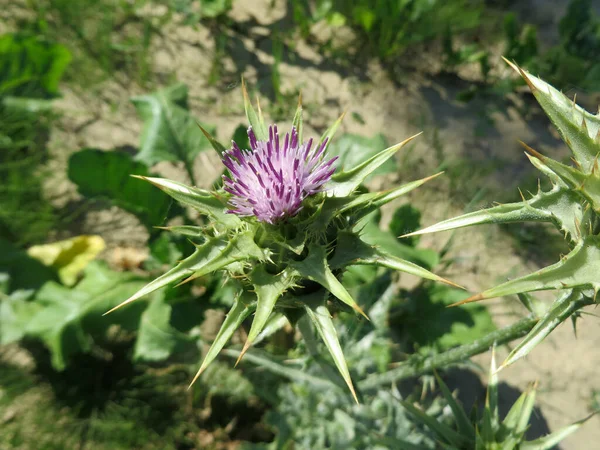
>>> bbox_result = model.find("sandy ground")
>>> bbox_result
[15,0,600,447]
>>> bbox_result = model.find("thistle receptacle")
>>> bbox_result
[106,83,457,401]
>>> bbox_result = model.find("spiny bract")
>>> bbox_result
[405,59,600,370]
[106,82,458,401]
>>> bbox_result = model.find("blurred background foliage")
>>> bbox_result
[1,0,599,448]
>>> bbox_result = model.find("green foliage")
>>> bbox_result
[400,283,495,353]
[0,33,71,98]
[506,0,600,92]
[68,149,181,233]
[409,62,600,368]
[237,276,438,449]
[406,352,595,449]
[300,0,482,62]
[0,33,70,246]
[131,83,215,184]
[2,261,150,370]
[107,87,455,399]
[327,132,397,178]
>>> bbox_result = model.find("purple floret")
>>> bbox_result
[221,125,338,224]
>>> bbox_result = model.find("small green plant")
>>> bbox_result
[405,348,594,449]
[295,0,482,63]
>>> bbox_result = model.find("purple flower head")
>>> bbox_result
[222,125,338,224]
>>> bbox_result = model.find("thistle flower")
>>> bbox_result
[222,125,337,223]
[106,83,457,402]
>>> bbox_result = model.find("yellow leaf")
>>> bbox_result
[27,235,106,286]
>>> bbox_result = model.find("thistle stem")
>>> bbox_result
[358,295,594,391]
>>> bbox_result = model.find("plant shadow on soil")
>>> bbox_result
[0,340,273,449]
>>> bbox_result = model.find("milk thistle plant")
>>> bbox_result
[405,59,600,370]
[106,82,458,401]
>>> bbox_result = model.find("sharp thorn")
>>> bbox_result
[447,292,487,307]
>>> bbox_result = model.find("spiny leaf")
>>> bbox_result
[303,297,358,403]
[189,293,255,387]
[198,123,227,156]
[222,347,337,389]
[104,231,263,314]
[318,111,345,155]
[451,236,600,306]
[290,243,368,319]
[520,144,600,213]
[237,266,295,364]
[154,225,205,238]
[329,231,463,288]
[500,383,536,436]
[520,412,597,450]
[400,399,469,448]
[500,289,584,370]
[403,186,583,243]
[310,172,442,231]
[433,371,475,437]
[242,78,268,141]
[328,133,422,197]
[486,345,499,428]
[134,176,240,229]
[505,58,600,173]
[292,93,303,143]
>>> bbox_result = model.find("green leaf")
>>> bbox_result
[506,59,600,173]
[318,112,345,156]
[400,399,469,447]
[241,79,268,141]
[303,296,358,402]
[222,348,336,389]
[0,33,71,98]
[520,413,597,450]
[389,204,422,247]
[137,176,240,229]
[330,231,460,288]
[190,293,255,386]
[359,212,440,269]
[500,386,536,439]
[0,289,40,344]
[433,372,475,437]
[327,133,397,178]
[311,172,442,231]
[521,145,600,213]
[329,133,421,197]
[133,292,191,362]
[131,83,214,168]
[155,225,205,238]
[405,186,583,244]
[459,237,600,303]
[105,231,264,314]
[24,262,148,370]
[199,123,227,156]
[238,266,296,360]
[290,243,368,319]
[292,95,303,143]
[400,283,495,352]
[26,235,106,286]
[68,150,180,231]
[500,289,584,370]
[0,239,58,292]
